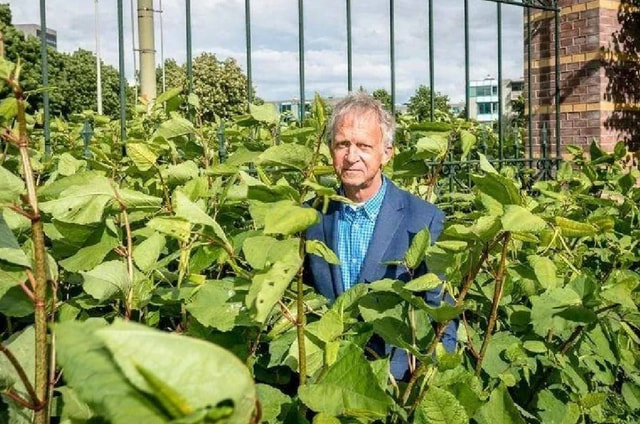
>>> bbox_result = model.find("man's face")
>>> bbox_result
[330,111,392,201]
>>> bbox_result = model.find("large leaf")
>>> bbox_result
[132,232,166,272]
[472,172,522,206]
[0,214,30,267]
[126,143,158,171]
[39,177,113,224]
[153,116,194,139]
[96,320,256,423]
[554,216,597,237]
[501,205,547,233]
[298,342,393,419]
[81,260,131,302]
[415,134,449,160]
[147,216,192,242]
[305,239,340,265]
[404,227,431,270]
[473,385,525,424]
[173,191,229,246]
[187,279,250,331]
[0,326,35,424]
[256,143,314,170]
[246,240,302,323]
[414,386,468,424]
[263,201,320,236]
[59,224,120,272]
[55,319,174,424]
[249,103,278,124]
[0,165,25,204]
[527,255,559,289]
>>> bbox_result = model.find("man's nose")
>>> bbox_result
[345,145,360,162]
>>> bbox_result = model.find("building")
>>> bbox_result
[468,77,523,123]
[14,24,57,49]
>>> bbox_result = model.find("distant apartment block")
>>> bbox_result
[15,24,57,49]
[468,77,523,123]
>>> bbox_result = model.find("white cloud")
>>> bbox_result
[7,0,524,104]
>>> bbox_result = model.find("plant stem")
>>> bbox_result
[11,73,48,422]
[296,266,307,386]
[475,232,511,376]
[0,343,40,407]
[112,183,134,319]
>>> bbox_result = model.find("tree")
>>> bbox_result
[158,53,252,121]
[372,88,392,111]
[406,85,451,121]
[56,49,124,118]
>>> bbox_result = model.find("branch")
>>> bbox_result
[475,232,511,376]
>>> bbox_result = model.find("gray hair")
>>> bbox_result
[326,91,395,148]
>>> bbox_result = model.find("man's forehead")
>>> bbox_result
[335,109,380,128]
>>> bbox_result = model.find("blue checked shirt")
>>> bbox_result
[337,178,388,290]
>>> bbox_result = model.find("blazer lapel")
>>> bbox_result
[323,201,344,299]
[359,182,406,282]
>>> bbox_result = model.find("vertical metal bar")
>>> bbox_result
[554,3,561,159]
[95,0,103,115]
[130,0,138,100]
[464,0,470,120]
[390,0,395,115]
[497,3,503,164]
[527,6,533,162]
[428,0,434,121]
[186,0,193,97]
[298,0,305,122]
[39,0,50,155]
[245,0,253,104]
[346,0,352,92]
[159,0,166,92]
[117,0,127,146]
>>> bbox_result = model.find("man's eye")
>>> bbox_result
[358,144,372,151]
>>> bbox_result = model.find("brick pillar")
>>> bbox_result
[525,0,639,156]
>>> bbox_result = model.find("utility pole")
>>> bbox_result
[137,0,156,104]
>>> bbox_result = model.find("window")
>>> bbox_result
[478,103,492,114]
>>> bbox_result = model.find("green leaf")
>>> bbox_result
[622,382,640,411]
[249,103,278,124]
[523,340,547,353]
[414,386,468,424]
[153,116,194,139]
[263,201,320,236]
[0,214,30,267]
[127,143,158,171]
[256,143,314,170]
[58,152,86,176]
[473,385,525,424]
[0,326,35,424]
[501,205,547,233]
[554,217,597,237]
[256,384,293,424]
[246,250,302,323]
[117,188,162,210]
[173,191,229,246]
[39,177,113,224]
[404,228,431,269]
[0,165,25,203]
[98,320,256,423]
[530,288,582,337]
[81,260,131,302]
[55,319,179,424]
[59,224,120,272]
[298,342,392,419]
[147,216,192,242]
[133,232,166,272]
[306,239,340,265]
[527,255,559,289]
[186,279,249,332]
[460,130,476,160]
[416,134,449,160]
[0,97,18,122]
[404,273,442,292]
[472,172,522,206]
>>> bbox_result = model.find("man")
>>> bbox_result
[305,92,457,380]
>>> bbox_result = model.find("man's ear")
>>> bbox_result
[382,145,394,165]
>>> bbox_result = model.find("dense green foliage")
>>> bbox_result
[1,56,639,424]
[0,4,129,119]
[406,85,451,121]
[157,53,254,121]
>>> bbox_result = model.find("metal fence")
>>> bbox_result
[34,0,563,188]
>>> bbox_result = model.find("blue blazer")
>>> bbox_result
[305,180,458,379]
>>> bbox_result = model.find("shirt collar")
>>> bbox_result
[340,177,387,220]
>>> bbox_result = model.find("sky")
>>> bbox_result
[6,0,525,104]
